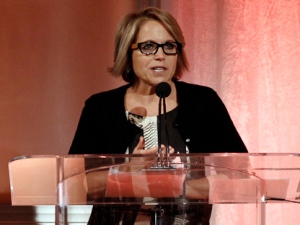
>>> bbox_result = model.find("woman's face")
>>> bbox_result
[132,20,178,91]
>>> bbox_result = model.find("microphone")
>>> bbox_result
[155,82,171,98]
[155,82,171,167]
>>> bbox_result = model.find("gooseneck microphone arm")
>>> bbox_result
[155,82,171,167]
[157,96,163,157]
[163,95,170,158]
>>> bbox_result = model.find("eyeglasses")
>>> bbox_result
[131,41,182,55]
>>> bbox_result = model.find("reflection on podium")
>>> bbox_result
[9,153,300,224]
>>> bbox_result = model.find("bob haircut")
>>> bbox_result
[109,7,189,83]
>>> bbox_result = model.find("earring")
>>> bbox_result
[126,68,131,74]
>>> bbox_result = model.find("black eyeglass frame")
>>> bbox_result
[131,41,182,55]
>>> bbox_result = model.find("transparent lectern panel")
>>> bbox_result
[9,154,264,206]
[248,153,300,202]
[56,154,264,225]
[9,153,300,225]
[9,155,60,205]
[60,154,263,206]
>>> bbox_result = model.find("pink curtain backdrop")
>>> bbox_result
[170,0,300,154]
[165,0,300,224]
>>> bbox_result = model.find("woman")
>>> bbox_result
[69,7,247,225]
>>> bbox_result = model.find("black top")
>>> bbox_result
[69,81,247,154]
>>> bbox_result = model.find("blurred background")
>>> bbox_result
[1,0,300,224]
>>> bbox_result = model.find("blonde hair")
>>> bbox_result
[109,7,189,83]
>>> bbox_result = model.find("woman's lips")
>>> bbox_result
[151,66,166,72]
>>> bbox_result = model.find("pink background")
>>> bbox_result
[1,0,300,224]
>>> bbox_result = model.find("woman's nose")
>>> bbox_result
[154,47,165,60]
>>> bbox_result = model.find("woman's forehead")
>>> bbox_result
[136,20,174,42]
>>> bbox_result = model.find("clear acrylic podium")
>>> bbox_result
[9,153,300,224]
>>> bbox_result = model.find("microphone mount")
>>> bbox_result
[153,82,173,169]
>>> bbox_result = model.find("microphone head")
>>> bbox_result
[155,82,171,98]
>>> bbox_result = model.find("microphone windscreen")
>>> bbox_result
[155,82,171,98]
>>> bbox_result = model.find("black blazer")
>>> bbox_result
[69,81,247,154]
